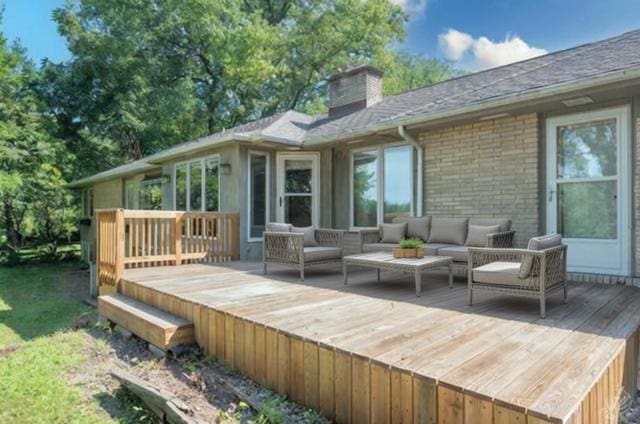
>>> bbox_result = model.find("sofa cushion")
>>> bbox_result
[304,246,342,262]
[438,246,469,262]
[423,243,458,256]
[468,218,512,232]
[362,243,399,253]
[428,217,468,245]
[291,225,318,247]
[473,261,522,286]
[465,224,501,247]
[393,216,431,242]
[519,234,562,279]
[267,222,291,232]
[381,223,407,243]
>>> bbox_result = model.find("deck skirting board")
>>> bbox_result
[119,277,640,424]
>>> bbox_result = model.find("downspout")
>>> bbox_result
[398,126,424,217]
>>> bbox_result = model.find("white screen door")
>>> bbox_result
[276,153,320,227]
[546,106,630,275]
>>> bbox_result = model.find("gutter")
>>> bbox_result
[398,126,423,216]
[305,66,640,146]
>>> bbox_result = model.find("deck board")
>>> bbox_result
[120,263,640,423]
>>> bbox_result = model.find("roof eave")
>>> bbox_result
[304,66,640,146]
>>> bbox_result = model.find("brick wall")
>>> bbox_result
[419,113,540,247]
[93,179,123,209]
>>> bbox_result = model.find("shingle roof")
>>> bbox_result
[304,29,640,141]
[70,29,640,187]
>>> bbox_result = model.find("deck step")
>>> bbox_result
[98,294,194,351]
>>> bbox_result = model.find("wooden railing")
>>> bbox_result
[96,209,239,295]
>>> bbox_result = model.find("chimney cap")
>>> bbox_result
[327,63,384,82]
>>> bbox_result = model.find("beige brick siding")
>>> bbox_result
[419,113,540,247]
[93,179,123,209]
[635,117,640,276]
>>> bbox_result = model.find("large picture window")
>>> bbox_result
[351,144,414,227]
[248,152,269,240]
[174,155,220,211]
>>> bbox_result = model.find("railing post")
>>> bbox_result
[115,209,125,292]
[231,213,239,260]
[174,213,182,265]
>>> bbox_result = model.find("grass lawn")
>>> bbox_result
[0,262,117,423]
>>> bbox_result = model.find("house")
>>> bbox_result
[70,29,640,283]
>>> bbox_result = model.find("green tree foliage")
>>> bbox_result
[378,50,466,95]
[0,32,77,261]
[45,0,407,164]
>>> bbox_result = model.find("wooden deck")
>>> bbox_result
[118,262,640,424]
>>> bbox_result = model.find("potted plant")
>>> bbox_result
[394,238,425,259]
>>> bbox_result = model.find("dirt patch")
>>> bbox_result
[0,344,22,358]
[67,320,329,423]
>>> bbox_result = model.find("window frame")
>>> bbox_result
[247,150,270,242]
[349,143,416,229]
[173,154,221,212]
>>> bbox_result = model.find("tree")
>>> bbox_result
[0,29,76,261]
[379,51,466,95]
[46,0,407,166]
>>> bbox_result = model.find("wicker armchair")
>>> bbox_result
[263,229,345,281]
[467,245,567,318]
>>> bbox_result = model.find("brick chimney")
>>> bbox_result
[328,64,383,118]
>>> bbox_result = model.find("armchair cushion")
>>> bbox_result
[362,243,399,253]
[438,246,469,262]
[465,224,501,247]
[267,222,291,232]
[473,261,522,286]
[303,246,342,262]
[519,234,562,278]
[428,217,468,245]
[381,223,407,243]
[393,216,431,241]
[292,225,318,247]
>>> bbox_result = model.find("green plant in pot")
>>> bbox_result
[394,238,425,259]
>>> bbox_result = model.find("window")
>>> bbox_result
[383,145,412,223]
[139,179,163,210]
[174,155,220,211]
[248,152,269,240]
[352,150,378,227]
[125,180,137,209]
[205,157,219,211]
[351,144,415,227]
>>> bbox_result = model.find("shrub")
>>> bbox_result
[399,238,424,249]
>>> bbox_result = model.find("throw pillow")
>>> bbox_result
[381,222,407,243]
[291,226,318,247]
[465,224,501,247]
[267,223,291,233]
[518,234,562,279]
[428,217,468,245]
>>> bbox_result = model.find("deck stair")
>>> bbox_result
[98,293,194,351]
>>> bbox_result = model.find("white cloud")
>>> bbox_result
[438,29,547,70]
[391,0,428,15]
[438,29,474,61]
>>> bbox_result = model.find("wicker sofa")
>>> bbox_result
[359,216,515,268]
[467,234,567,318]
[263,223,345,281]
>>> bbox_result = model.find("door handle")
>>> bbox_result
[279,196,282,207]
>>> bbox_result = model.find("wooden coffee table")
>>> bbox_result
[343,252,453,297]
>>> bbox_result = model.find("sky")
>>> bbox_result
[2,0,640,70]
